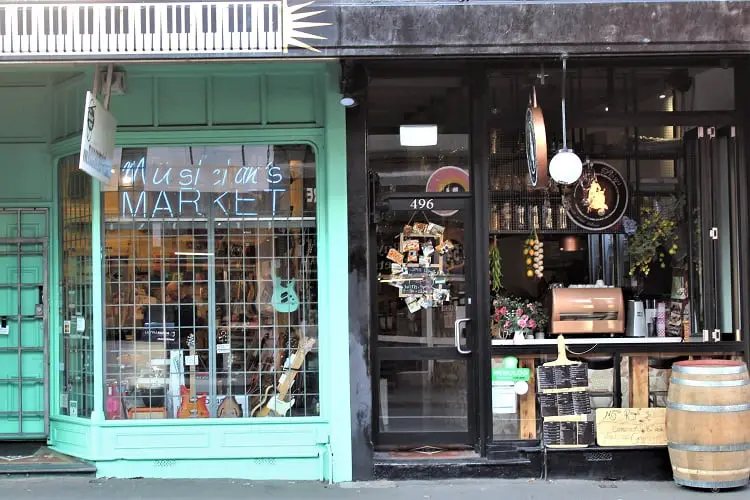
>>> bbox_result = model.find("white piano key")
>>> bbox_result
[128,4,138,53]
[249,3,260,51]
[19,7,29,53]
[117,6,127,52]
[100,5,110,53]
[158,3,168,52]
[81,6,91,54]
[143,7,153,53]
[255,3,265,51]
[214,4,225,52]
[240,4,250,51]
[169,5,178,52]
[265,4,274,52]
[2,8,12,54]
[178,4,188,52]
[66,5,75,53]
[191,4,202,52]
[230,4,239,51]
[90,5,102,53]
[29,5,41,54]
[54,6,65,52]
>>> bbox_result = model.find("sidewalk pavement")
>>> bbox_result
[0,477,747,500]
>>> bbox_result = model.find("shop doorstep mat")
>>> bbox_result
[0,443,80,465]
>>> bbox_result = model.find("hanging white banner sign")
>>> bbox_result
[79,91,117,183]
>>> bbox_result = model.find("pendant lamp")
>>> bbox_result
[549,55,582,185]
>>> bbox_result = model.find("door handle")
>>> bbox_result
[454,318,471,355]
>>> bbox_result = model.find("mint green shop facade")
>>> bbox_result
[0,61,352,481]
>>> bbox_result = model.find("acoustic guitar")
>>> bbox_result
[216,329,243,417]
[177,333,210,418]
[251,337,316,417]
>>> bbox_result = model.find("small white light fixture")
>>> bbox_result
[340,96,357,107]
[399,125,438,147]
[549,150,583,185]
[549,55,582,185]
[659,93,667,100]
[604,106,609,112]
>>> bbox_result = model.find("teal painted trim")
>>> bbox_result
[320,63,352,483]
[91,178,104,422]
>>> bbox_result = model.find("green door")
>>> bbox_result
[0,208,48,439]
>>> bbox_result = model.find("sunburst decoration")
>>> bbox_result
[282,0,331,53]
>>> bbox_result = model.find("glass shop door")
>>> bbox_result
[373,193,477,448]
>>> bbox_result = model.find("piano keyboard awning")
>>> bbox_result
[0,0,331,59]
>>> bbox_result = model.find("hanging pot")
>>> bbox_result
[525,86,548,188]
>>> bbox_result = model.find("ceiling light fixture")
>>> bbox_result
[659,93,667,100]
[340,96,358,108]
[400,125,438,147]
[549,55,583,185]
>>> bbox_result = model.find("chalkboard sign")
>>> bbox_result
[543,421,595,447]
[537,364,589,391]
[401,278,432,295]
[540,392,591,417]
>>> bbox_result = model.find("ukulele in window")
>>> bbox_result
[216,329,243,418]
[251,337,316,417]
[177,333,210,419]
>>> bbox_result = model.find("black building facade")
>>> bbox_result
[339,0,750,481]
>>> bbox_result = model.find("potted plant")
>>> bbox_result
[492,295,548,341]
[624,196,684,283]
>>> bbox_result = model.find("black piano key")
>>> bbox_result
[236,5,244,33]
[269,4,278,33]
[0,8,5,37]
[61,7,68,36]
[43,8,50,36]
[166,6,173,34]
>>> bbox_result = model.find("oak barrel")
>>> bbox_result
[666,359,750,489]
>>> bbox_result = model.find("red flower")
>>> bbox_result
[499,306,508,315]
[515,308,523,317]
[528,319,537,329]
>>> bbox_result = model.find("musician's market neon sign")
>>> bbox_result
[119,157,288,218]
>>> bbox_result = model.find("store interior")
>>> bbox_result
[362,59,743,450]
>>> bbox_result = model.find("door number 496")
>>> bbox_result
[409,198,434,210]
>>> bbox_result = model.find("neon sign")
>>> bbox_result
[118,157,289,218]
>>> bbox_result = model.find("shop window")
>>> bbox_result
[59,155,95,418]
[101,144,319,420]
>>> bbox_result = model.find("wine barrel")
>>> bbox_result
[666,359,750,490]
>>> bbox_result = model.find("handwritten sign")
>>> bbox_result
[595,408,666,447]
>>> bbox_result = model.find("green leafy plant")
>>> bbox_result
[625,196,684,278]
[489,245,503,293]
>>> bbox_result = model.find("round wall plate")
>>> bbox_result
[565,161,629,231]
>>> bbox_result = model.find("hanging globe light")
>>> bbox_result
[549,149,582,185]
[549,55,582,185]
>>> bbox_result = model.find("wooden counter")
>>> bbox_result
[492,338,745,439]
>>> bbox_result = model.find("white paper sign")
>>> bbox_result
[76,316,85,333]
[185,355,198,366]
[0,325,8,335]
[217,343,231,354]
[79,91,116,183]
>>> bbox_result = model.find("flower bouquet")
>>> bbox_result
[491,295,548,339]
